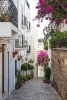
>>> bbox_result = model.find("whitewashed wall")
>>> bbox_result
[13,0,18,8]
[18,0,30,67]
[28,26,38,78]
[38,42,44,52]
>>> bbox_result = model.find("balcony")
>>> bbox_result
[0,0,18,28]
[8,0,18,28]
[27,21,31,32]
[21,15,27,29]
[27,45,31,53]
[0,22,18,38]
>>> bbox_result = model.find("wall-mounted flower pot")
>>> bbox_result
[18,55,22,61]
[12,51,16,58]
[3,16,10,22]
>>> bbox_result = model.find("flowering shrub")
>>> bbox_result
[35,0,67,25]
[49,31,67,48]
[38,50,50,66]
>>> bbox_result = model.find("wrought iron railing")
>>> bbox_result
[0,0,18,28]
[8,0,18,27]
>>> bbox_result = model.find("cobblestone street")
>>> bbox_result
[6,78,62,100]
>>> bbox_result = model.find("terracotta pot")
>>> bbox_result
[3,16,10,22]
[43,79,50,83]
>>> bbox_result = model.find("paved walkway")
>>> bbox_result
[6,78,62,100]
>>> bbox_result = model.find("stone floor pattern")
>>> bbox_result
[6,78,62,100]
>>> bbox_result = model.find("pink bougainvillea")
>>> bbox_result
[35,0,67,26]
[38,50,50,66]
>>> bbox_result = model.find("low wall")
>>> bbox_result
[52,48,67,100]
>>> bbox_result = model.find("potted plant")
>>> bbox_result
[18,55,22,61]
[12,51,16,58]
[15,70,23,89]
[43,66,51,83]
[21,63,28,75]
[1,11,11,22]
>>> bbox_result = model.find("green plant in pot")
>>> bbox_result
[1,11,11,22]
[43,67,51,83]
[21,63,28,75]
[15,70,23,89]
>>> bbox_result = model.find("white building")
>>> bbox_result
[28,26,38,78]
[0,0,19,99]
[15,0,31,69]
[38,38,44,52]
[0,0,38,99]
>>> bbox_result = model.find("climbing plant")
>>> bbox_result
[35,0,67,26]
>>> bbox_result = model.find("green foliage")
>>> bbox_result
[44,41,48,50]
[21,76,26,82]
[21,63,28,71]
[16,70,23,88]
[26,74,32,79]
[24,74,32,81]
[28,64,34,70]
[44,67,51,80]
[49,31,67,49]
[31,70,34,78]
[22,63,34,70]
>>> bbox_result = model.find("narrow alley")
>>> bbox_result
[6,78,62,100]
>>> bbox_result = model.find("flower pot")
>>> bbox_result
[12,53,16,57]
[43,79,50,83]
[3,16,10,22]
